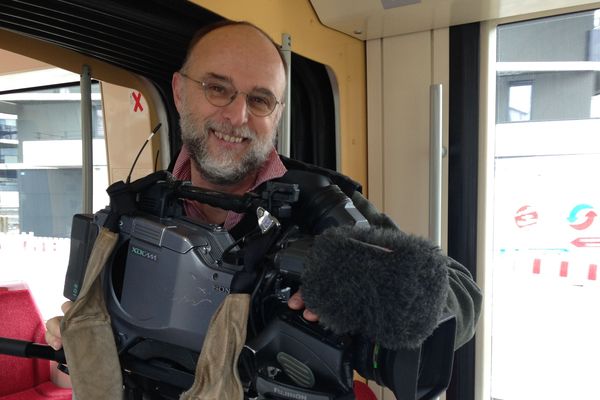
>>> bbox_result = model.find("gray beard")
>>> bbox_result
[179,112,274,186]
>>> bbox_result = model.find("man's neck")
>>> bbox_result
[190,163,257,195]
[189,163,257,225]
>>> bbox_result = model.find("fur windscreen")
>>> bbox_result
[301,225,449,350]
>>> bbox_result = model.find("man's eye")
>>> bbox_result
[248,94,272,108]
[205,83,229,96]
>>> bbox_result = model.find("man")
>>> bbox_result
[170,20,289,228]
[47,18,480,371]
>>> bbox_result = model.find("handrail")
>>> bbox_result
[429,84,443,247]
[81,64,93,214]
[278,33,292,157]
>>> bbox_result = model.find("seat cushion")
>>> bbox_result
[0,382,72,400]
[0,287,72,399]
[354,380,378,400]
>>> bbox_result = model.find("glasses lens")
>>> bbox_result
[203,81,234,107]
[246,92,277,116]
[201,80,277,116]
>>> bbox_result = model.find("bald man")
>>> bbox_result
[171,21,288,225]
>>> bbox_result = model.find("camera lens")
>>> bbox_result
[278,170,367,234]
[351,336,389,387]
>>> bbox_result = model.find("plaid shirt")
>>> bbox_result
[172,145,287,230]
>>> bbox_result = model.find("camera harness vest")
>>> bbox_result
[60,157,363,400]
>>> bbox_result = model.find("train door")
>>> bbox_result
[481,7,600,400]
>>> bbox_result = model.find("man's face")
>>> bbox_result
[173,25,286,186]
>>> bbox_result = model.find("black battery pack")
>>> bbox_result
[63,214,98,300]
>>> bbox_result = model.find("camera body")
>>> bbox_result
[63,170,455,400]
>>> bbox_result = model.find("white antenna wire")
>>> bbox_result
[126,123,162,183]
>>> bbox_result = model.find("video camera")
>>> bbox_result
[10,169,456,400]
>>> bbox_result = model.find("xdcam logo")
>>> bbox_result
[130,245,158,262]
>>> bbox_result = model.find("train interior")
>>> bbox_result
[1,0,599,399]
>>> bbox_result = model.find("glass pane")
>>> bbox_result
[497,11,597,62]
[508,83,532,121]
[0,68,108,319]
[491,10,600,400]
[497,71,599,123]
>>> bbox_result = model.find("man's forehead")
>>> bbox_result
[186,25,285,94]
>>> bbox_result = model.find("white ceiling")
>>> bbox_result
[309,0,600,40]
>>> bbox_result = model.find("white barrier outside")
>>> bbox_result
[0,232,71,320]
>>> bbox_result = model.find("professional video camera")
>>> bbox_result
[1,169,456,400]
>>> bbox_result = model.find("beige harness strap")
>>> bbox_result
[180,293,250,400]
[60,226,250,399]
[60,227,123,399]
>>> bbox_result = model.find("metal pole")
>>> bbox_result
[81,65,93,214]
[429,84,443,247]
[278,33,292,157]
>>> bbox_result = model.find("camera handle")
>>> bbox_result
[174,181,299,218]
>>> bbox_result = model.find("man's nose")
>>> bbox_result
[221,93,249,126]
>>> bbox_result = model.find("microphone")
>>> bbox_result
[300,225,449,350]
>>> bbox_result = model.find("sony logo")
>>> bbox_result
[130,246,158,262]
[273,386,307,400]
[213,284,231,294]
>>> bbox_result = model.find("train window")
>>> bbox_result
[0,61,108,318]
[0,49,154,320]
[490,9,600,400]
[0,81,108,227]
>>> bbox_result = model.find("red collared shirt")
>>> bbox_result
[172,145,287,230]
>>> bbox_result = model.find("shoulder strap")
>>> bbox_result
[167,147,180,173]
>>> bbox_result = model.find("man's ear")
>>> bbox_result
[172,72,184,113]
[273,101,285,126]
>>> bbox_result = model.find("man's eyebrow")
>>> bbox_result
[202,72,232,83]
[251,87,277,97]
[203,72,277,96]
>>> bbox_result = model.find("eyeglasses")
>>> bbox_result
[179,72,282,117]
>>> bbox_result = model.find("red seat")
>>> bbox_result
[0,283,72,400]
[353,380,378,400]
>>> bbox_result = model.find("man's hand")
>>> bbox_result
[45,301,72,351]
[287,289,319,322]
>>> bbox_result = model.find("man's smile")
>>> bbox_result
[210,128,247,144]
